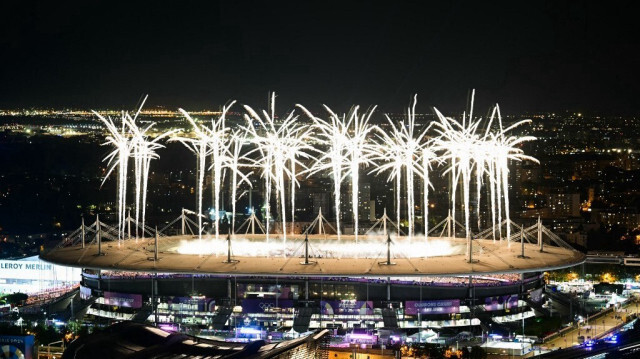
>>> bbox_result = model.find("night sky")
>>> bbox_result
[0,0,638,114]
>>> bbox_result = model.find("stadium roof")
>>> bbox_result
[41,235,585,277]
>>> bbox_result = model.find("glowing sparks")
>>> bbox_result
[432,90,538,258]
[171,110,214,240]
[298,104,349,241]
[301,104,378,242]
[228,130,254,235]
[129,112,175,239]
[96,96,174,242]
[371,95,431,242]
[343,106,378,241]
[96,110,131,242]
[243,93,314,247]
[173,101,253,242]
[94,91,537,262]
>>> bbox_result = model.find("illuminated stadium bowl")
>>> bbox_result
[40,217,585,277]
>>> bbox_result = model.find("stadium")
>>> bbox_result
[40,211,583,346]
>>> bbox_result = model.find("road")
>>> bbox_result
[538,322,640,359]
[543,299,639,350]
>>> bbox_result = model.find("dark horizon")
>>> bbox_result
[1,0,638,115]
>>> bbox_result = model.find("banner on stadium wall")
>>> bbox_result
[241,299,294,313]
[320,300,374,315]
[484,295,519,310]
[79,285,92,300]
[103,291,142,308]
[404,300,460,315]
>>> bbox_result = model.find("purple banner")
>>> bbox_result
[241,299,294,313]
[405,300,460,315]
[321,300,374,315]
[103,291,142,309]
[484,295,519,311]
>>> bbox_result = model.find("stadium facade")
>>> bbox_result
[40,214,581,342]
[78,269,545,340]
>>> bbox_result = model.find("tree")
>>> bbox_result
[1,293,27,305]
[469,346,487,359]
[31,324,61,345]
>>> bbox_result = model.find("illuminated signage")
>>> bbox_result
[103,291,143,308]
[405,300,460,314]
